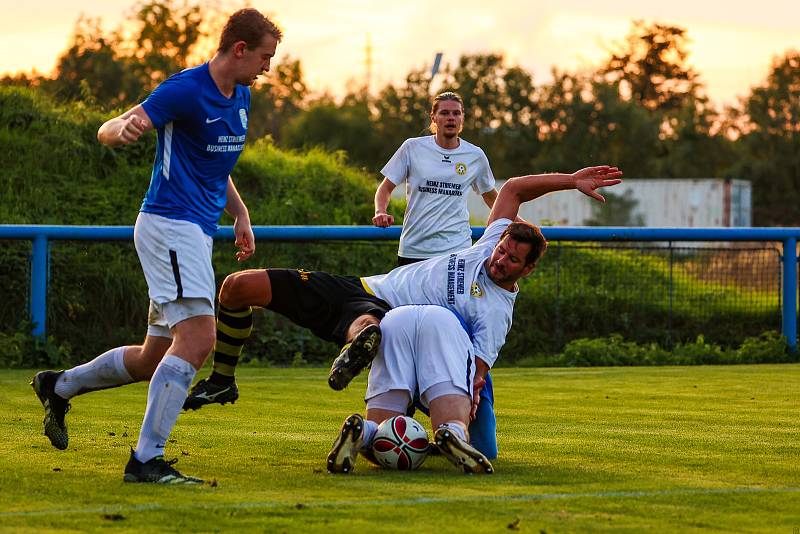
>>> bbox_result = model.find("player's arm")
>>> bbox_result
[373,178,397,227]
[226,177,255,262]
[488,166,623,224]
[482,188,531,223]
[470,357,491,420]
[481,188,498,208]
[97,105,154,147]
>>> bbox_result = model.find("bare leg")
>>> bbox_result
[218,269,272,309]
[365,407,403,424]
[430,394,493,474]
[183,270,268,409]
[123,336,174,381]
[429,394,471,435]
[346,314,381,343]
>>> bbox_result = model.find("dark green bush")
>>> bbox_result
[0,86,403,367]
[728,331,793,364]
[0,322,73,369]
[508,332,792,368]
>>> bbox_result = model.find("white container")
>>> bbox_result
[460,178,752,227]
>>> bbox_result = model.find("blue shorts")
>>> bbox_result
[468,372,497,460]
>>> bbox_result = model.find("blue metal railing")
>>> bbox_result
[0,224,798,351]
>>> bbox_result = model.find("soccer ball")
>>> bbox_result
[371,416,430,470]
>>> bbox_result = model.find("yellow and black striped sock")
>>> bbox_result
[209,306,253,385]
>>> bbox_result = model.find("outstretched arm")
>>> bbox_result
[487,166,623,224]
[481,189,498,208]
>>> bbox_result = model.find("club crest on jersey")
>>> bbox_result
[470,282,484,297]
[239,108,248,129]
[455,162,467,176]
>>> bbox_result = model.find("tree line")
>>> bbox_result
[3,0,798,225]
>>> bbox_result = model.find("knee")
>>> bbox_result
[346,316,379,343]
[174,328,216,367]
[218,270,268,309]
[219,272,247,308]
[349,314,381,336]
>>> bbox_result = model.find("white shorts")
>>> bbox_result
[145,298,215,339]
[365,305,475,408]
[134,212,215,337]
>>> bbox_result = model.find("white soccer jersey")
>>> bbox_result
[361,218,516,367]
[381,135,495,259]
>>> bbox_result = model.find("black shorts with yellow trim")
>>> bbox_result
[265,268,391,346]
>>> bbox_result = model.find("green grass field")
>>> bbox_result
[1,365,799,532]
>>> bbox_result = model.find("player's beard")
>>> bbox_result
[487,261,507,284]
[441,126,459,140]
[488,259,527,287]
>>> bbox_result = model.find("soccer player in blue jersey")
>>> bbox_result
[30,8,282,484]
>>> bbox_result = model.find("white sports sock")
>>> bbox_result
[439,422,468,442]
[361,419,378,448]
[55,346,133,399]
[134,355,196,463]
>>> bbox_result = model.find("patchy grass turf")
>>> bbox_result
[1,365,799,532]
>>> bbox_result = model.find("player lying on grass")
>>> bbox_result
[183,166,623,452]
[327,304,494,474]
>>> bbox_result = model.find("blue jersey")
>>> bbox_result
[140,63,251,236]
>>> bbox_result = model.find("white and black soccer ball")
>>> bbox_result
[371,416,430,470]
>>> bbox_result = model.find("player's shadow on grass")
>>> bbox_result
[483,458,635,487]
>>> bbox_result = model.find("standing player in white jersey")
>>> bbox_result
[371,92,501,458]
[372,91,498,266]
[30,9,282,484]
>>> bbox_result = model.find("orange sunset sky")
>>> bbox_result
[1,0,799,106]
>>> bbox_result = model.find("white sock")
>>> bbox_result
[55,346,133,399]
[361,419,378,448]
[134,355,196,463]
[439,422,467,442]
